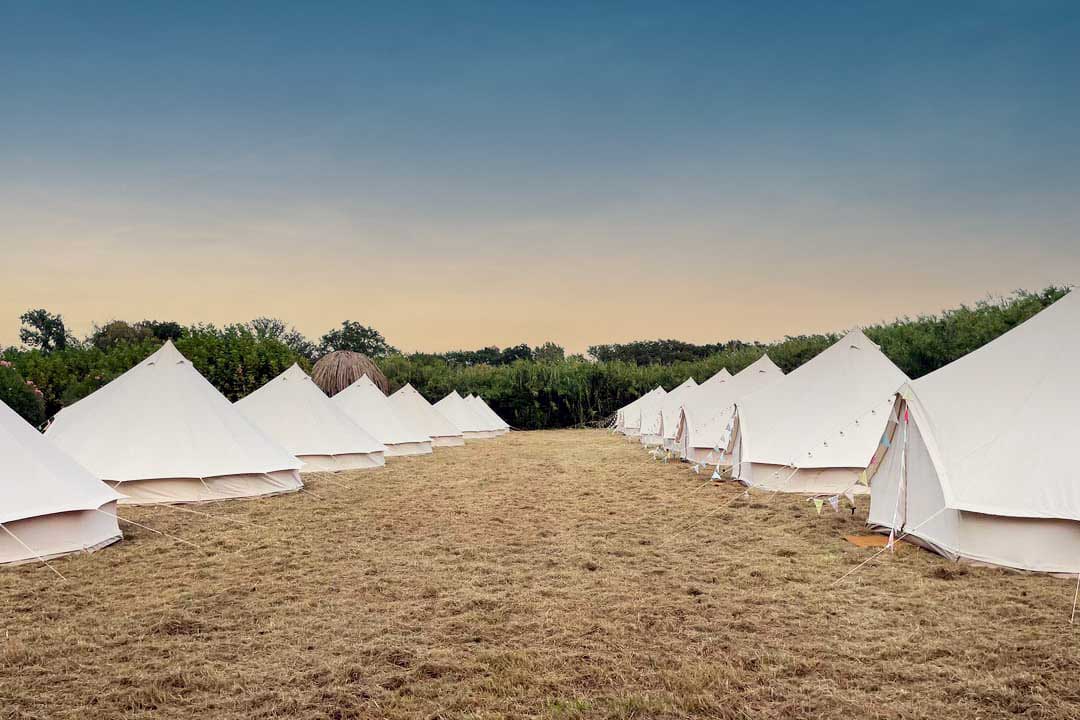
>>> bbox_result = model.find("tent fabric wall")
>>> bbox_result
[435,392,498,439]
[292,453,385,472]
[390,384,466,447]
[465,395,509,435]
[619,387,666,438]
[869,398,1080,573]
[468,395,510,432]
[103,469,303,505]
[1,400,122,564]
[333,375,433,456]
[638,382,687,447]
[461,395,503,434]
[729,331,907,495]
[647,377,698,451]
[236,364,386,473]
[45,341,303,504]
[868,290,1080,572]
[677,357,782,463]
[0,501,122,565]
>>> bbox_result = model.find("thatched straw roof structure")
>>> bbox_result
[311,351,389,397]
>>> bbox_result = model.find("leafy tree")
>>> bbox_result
[0,361,46,426]
[177,323,301,401]
[19,309,73,354]
[318,321,396,357]
[88,320,154,351]
[587,339,750,365]
[139,320,184,342]
[443,346,502,366]
[248,317,316,361]
[499,344,533,364]
[533,341,565,363]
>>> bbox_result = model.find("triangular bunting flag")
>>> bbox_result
[813,498,824,515]
[857,469,868,486]
[711,469,722,481]
[828,495,840,512]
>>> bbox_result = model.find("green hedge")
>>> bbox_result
[1,325,302,421]
[0,287,1068,430]
[380,288,1068,429]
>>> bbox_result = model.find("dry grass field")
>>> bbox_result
[2,429,1079,719]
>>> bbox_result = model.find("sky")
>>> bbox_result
[2,1,1078,354]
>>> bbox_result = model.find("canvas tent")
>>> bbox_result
[728,331,907,495]
[465,395,509,435]
[618,387,666,438]
[435,391,497,439]
[0,400,122,564]
[461,396,503,435]
[641,378,698,447]
[868,290,1080,573]
[658,368,731,451]
[656,375,717,446]
[677,357,783,463]
[45,341,303,504]
[660,370,729,452]
[390,384,465,447]
[333,375,433,456]
[236,364,387,472]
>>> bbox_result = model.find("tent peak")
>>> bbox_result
[840,329,878,350]
[145,339,186,365]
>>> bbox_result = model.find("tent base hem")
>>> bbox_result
[384,441,434,457]
[0,501,122,565]
[297,452,385,473]
[109,469,303,505]
[735,462,870,496]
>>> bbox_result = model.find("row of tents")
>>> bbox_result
[615,289,1079,575]
[0,341,510,565]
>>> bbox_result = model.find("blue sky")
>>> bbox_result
[2,1,1078,351]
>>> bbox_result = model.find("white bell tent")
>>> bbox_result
[641,378,697,447]
[619,387,666,438]
[868,290,1080,573]
[236,364,387,472]
[728,331,907,495]
[0,400,122,565]
[677,356,783,464]
[660,371,729,451]
[464,394,509,435]
[434,391,497,439]
[389,384,465,447]
[45,341,303,505]
[333,375,433,456]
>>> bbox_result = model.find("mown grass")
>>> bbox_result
[2,430,1079,719]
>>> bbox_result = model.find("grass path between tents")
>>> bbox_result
[2,429,1079,719]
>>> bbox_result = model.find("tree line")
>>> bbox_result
[0,286,1069,430]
